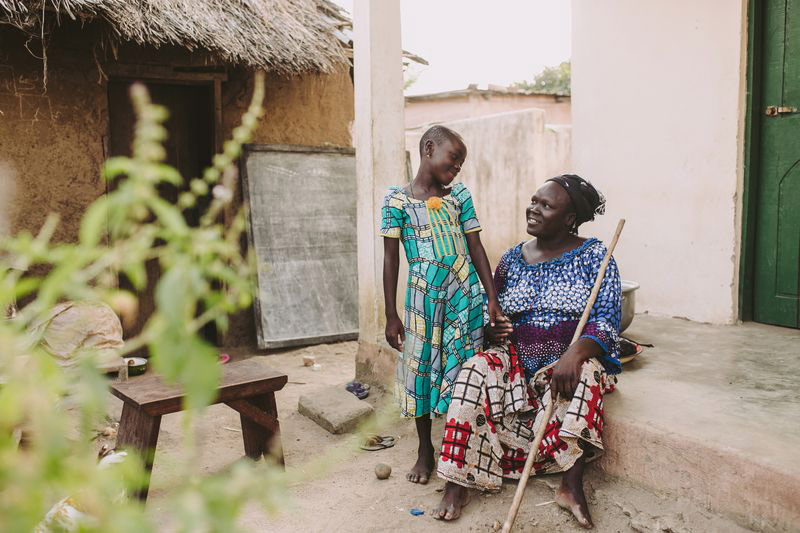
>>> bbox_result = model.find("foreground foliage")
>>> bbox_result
[0,72,300,532]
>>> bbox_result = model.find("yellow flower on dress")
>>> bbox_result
[426,196,443,210]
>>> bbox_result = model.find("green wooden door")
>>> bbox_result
[753,0,800,328]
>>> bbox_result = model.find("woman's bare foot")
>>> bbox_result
[432,481,471,520]
[555,457,593,529]
[406,442,434,484]
[555,485,593,528]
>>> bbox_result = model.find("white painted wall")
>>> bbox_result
[571,0,747,324]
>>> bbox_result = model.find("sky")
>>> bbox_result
[332,0,571,96]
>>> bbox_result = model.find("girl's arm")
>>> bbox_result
[485,248,513,344]
[465,232,502,326]
[382,237,404,350]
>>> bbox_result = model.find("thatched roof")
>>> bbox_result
[0,0,351,74]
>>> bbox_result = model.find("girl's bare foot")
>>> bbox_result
[406,442,434,484]
[408,417,434,484]
[432,481,471,520]
[555,456,594,529]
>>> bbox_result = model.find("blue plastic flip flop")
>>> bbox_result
[345,381,370,399]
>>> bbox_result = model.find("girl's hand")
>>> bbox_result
[385,316,405,351]
[488,298,504,327]
[550,350,587,400]
[486,312,513,345]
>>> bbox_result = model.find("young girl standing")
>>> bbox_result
[381,125,502,484]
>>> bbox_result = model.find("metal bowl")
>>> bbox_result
[123,357,148,377]
[620,280,640,333]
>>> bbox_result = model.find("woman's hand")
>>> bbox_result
[550,338,599,400]
[550,350,585,400]
[485,312,513,345]
[385,315,405,351]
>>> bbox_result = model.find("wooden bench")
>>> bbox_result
[111,357,287,501]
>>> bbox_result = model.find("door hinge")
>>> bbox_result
[765,105,798,116]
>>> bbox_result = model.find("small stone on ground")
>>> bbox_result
[375,463,391,479]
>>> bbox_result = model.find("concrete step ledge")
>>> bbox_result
[601,412,799,532]
[357,316,800,531]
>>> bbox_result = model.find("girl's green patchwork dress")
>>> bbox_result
[381,182,485,418]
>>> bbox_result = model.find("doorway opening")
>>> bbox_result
[107,80,218,348]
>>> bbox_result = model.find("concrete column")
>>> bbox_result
[352,0,405,385]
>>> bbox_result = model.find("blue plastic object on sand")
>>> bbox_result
[410,508,424,516]
[345,381,370,400]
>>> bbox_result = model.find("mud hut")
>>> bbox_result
[0,0,356,345]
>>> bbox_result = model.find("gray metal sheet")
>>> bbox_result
[241,144,358,349]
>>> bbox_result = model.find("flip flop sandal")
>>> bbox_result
[346,381,371,392]
[345,382,370,399]
[359,435,396,451]
[219,353,231,364]
[346,385,369,399]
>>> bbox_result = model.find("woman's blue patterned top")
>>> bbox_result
[495,238,622,378]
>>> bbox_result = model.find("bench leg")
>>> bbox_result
[115,403,161,502]
[236,393,284,466]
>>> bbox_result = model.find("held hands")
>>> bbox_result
[385,315,405,351]
[487,298,503,328]
[485,303,512,345]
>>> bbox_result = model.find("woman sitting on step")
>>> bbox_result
[432,175,622,529]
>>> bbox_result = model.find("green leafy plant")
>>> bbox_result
[0,72,305,532]
[512,60,571,96]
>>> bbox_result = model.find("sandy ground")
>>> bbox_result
[95,341,752,532]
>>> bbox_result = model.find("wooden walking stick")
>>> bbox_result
[501,219,625,533]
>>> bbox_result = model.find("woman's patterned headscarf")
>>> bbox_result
[546,174,606,233]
